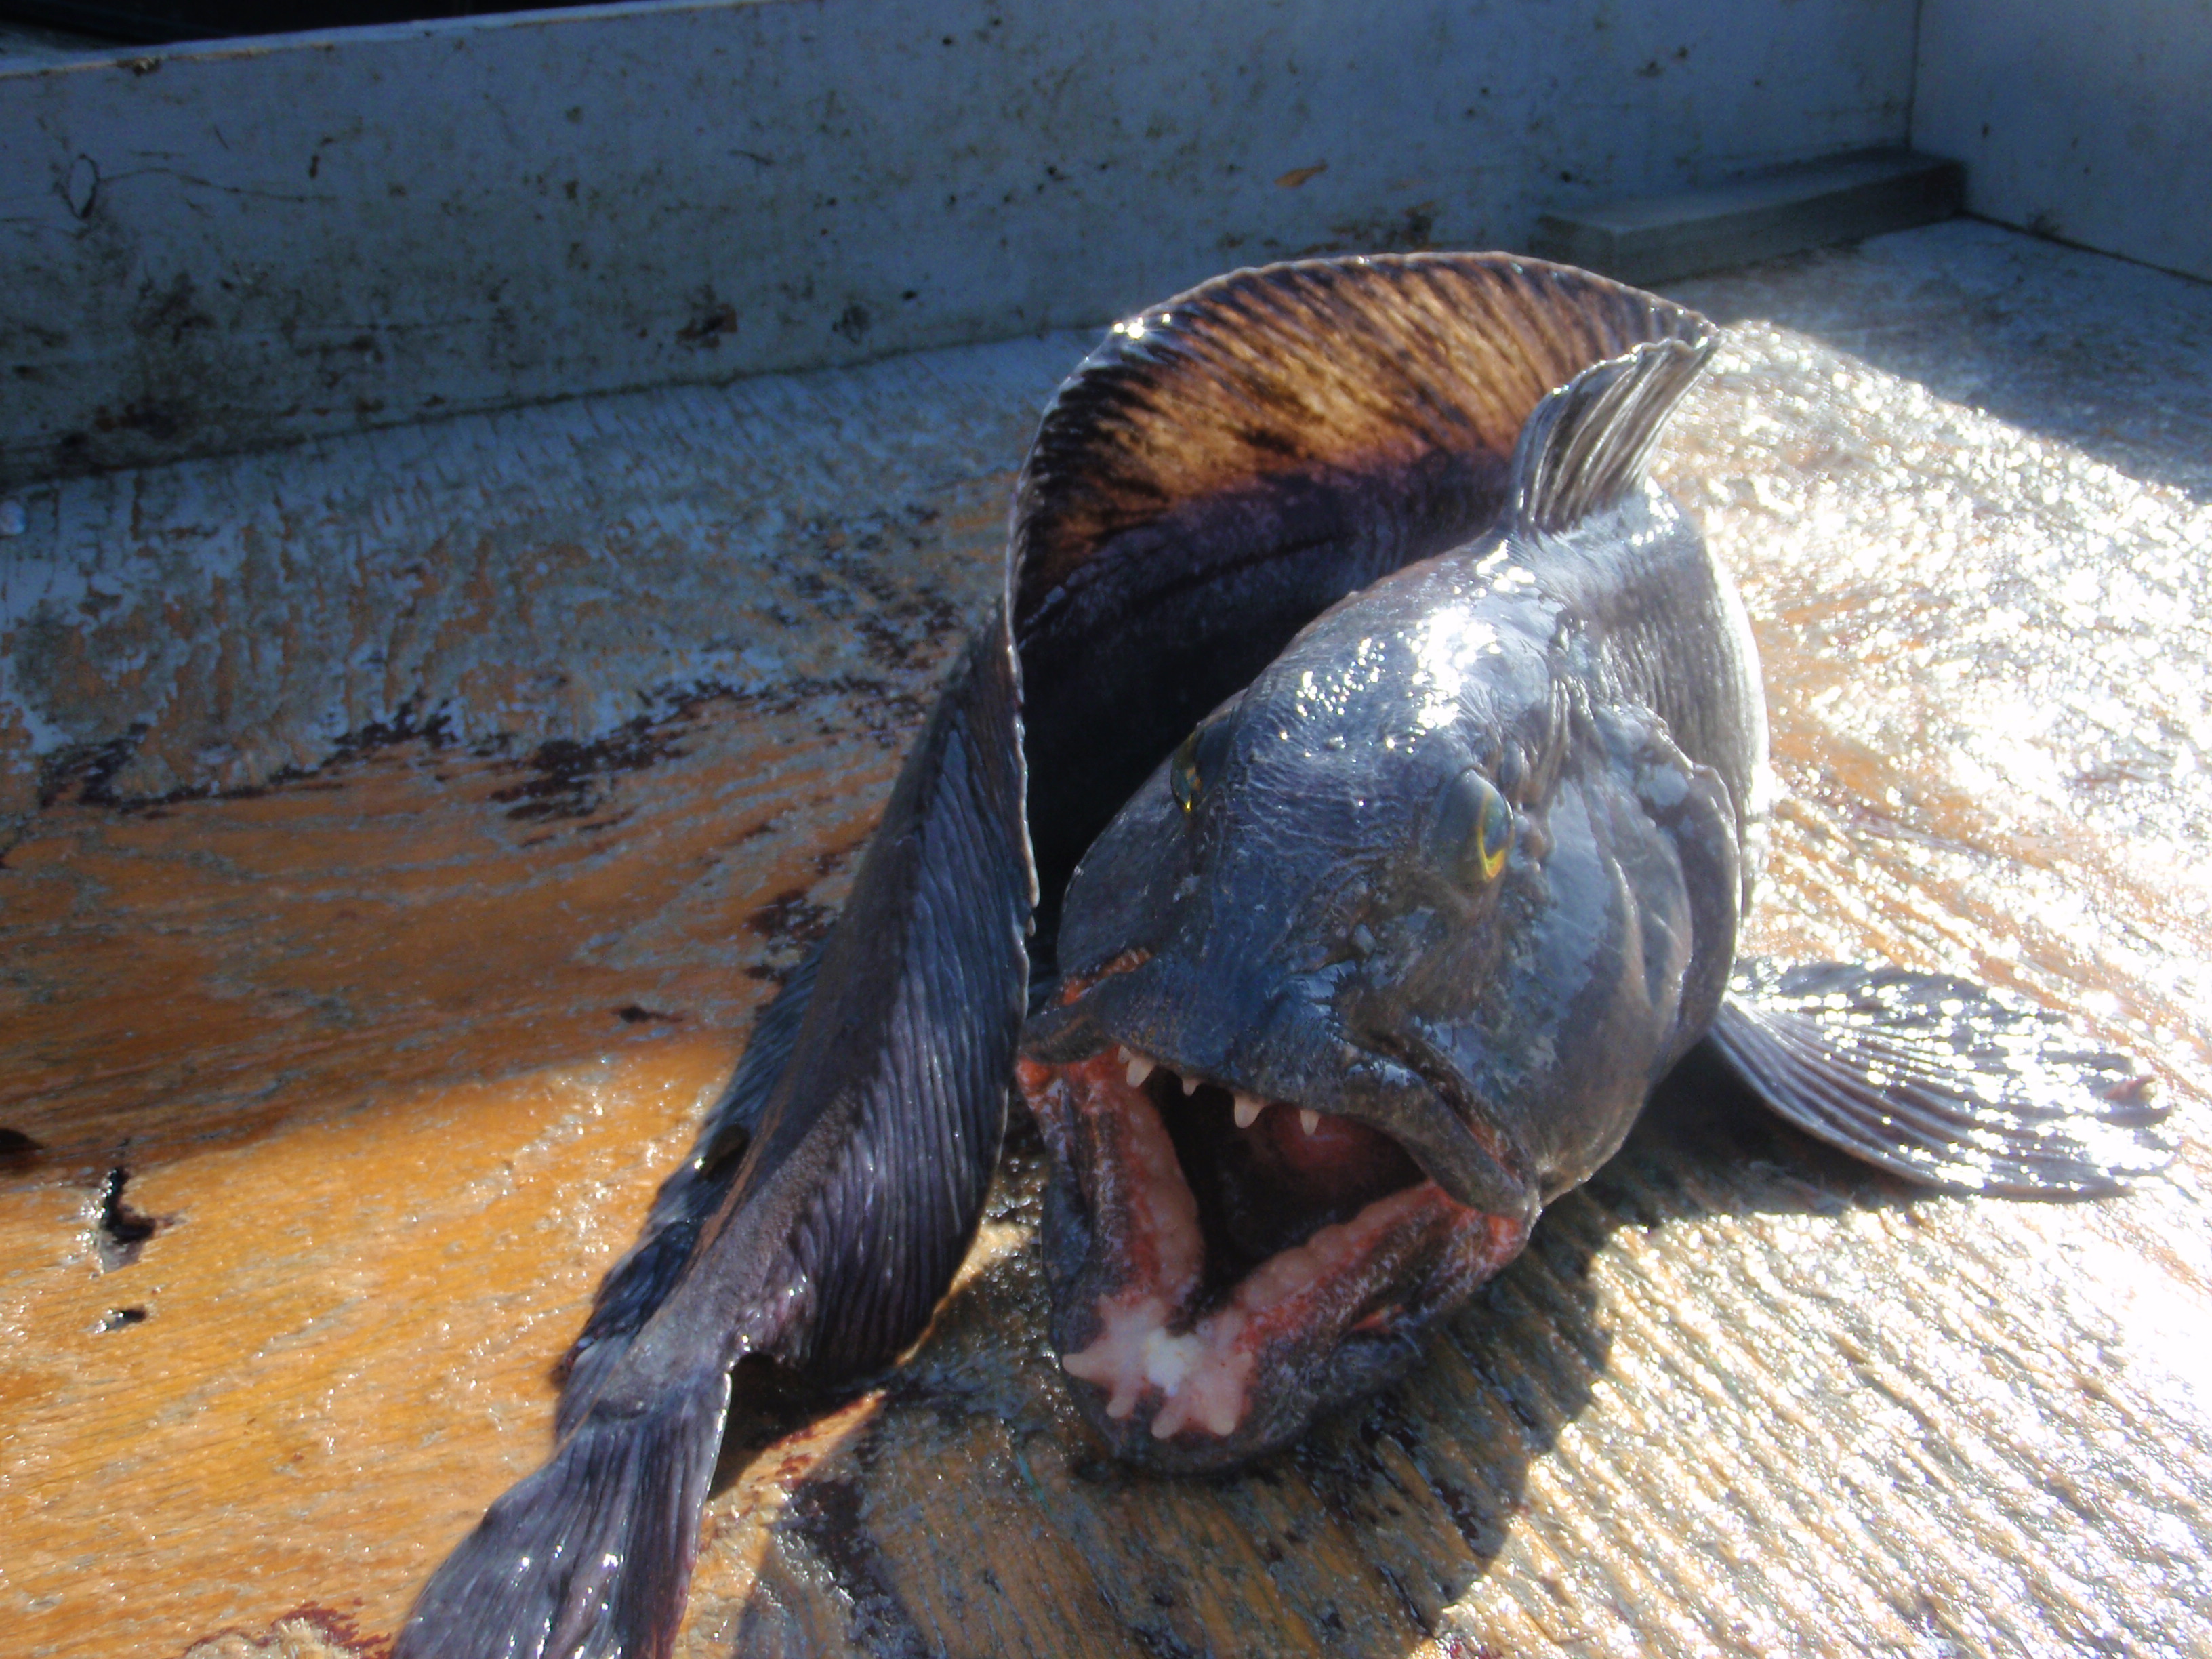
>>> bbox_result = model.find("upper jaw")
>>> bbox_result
[1020,940,1549,1463]
[1022,960,1540,1227]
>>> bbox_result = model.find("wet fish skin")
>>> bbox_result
[1027,472,1747,1212]
[1020,331,1757,1467]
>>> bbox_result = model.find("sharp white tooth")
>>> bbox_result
[1123,1050,1154,1087]
[1299,1109,1322,1136]
[1233,1092,1263,1130]
[1181,1074,1199,1096]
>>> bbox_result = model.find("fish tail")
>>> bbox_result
[396,1366,730,1659]
[401,621,1029,1656]
[558,954,821,1435]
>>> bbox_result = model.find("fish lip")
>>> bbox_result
[1023,948,1153,1061]
[1346,1027,1542,1225]
[1021,995,1109,1064]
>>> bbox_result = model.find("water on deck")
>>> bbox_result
[3,218,2208,1658]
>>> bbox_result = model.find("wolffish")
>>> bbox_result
[397,253,2170,1657]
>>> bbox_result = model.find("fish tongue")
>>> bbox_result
[1250,1103,1422,1204]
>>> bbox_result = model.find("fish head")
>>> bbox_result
[1020,564,1729,1468]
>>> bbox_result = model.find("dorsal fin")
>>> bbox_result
[1008,255,1715,923]
[1011,253,1711,628]
[1505,332,1716,537]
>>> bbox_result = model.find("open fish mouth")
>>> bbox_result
[1017,1037,1530,1469]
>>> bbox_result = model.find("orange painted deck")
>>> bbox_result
[4,222,2209,1658]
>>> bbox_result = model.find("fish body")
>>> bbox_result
[398,255,2170,1658]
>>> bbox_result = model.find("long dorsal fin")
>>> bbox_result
[1010,255,1715,924]
[1012,253,1714,626]
[1505,331,1716,537]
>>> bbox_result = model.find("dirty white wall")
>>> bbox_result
[0,0,1919,489]
[1912,0,2212,283]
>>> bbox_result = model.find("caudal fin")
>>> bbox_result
[1710,960,2173,1196]
[400,622,1030,1657]
[396,1367,729,1659]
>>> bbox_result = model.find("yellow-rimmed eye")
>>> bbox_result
[1170,720,1235,814]
[1170,729,1202,813]
[1438,768,1513,886]
[1473,776,1513,881]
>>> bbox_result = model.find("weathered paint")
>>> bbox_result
[0,0,1919,488]
[0,329,1068,819]
[1912,0,2212,283]
[12,216,2211,838]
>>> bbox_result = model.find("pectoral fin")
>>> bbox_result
[1708,960,2172,1197]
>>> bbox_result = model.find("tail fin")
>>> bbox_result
[397,1368,728,1659]
[401,621,1030,1658]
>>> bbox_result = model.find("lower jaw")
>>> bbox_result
[1019,1050,1531,1466]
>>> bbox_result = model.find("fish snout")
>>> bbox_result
[1022,937,1292,1078]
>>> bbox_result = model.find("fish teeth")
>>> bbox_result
[1299,1109,1322,1136]
[1232,1092,1265,1130]
[1118,1046,1155,1088]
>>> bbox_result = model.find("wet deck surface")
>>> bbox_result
[3,219,2209,1658]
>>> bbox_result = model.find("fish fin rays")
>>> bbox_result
[404,621,1033,1658]
[1708,961,2173,1197]
[736,617,1031,1380]
[1014,252,1711,624]
[1012,253,1713,911]
[556,951,821,1435]
[396,1366,730,1659]
[1506,331,1715,539]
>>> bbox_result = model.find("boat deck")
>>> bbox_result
[3,218,2209,1658]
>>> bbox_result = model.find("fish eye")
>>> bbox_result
[1170,719,1235,813]
[1435,768,1514,886]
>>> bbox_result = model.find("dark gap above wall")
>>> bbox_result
[1,0,586,43]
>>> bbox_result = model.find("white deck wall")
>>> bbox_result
[1912,0,2212,284]
[0,0,1919,489]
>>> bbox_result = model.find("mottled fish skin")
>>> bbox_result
[396,254,2171,1656]
[1013,260,2164,1469]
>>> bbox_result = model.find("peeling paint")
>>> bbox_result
[0,329,1065,819]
